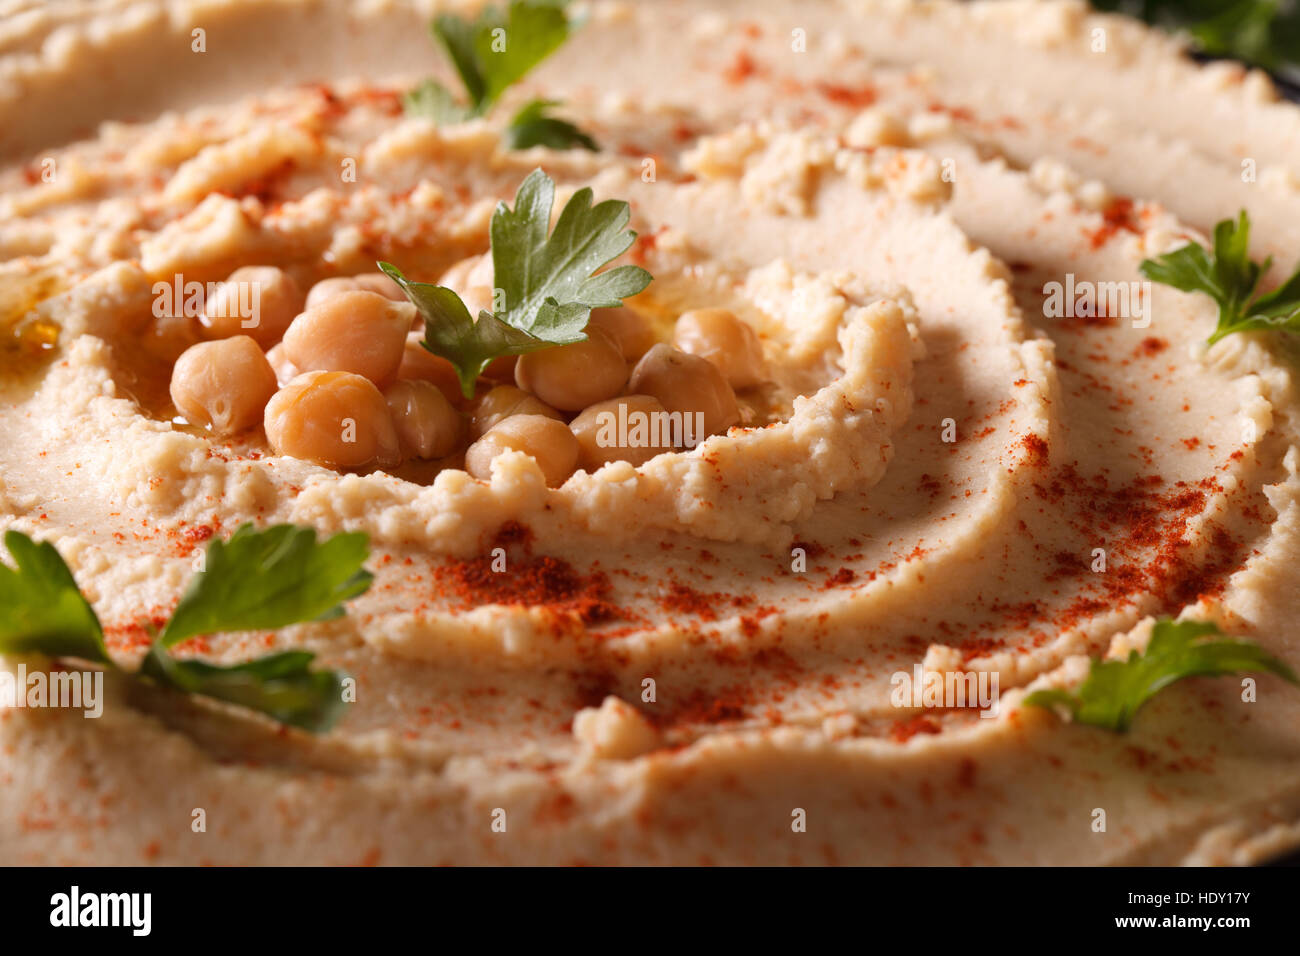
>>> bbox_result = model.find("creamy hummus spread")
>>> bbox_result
[2,0,1300,864]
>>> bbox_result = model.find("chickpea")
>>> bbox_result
[317,270,415,329]
[437,256,476,292]
[588,306,656,362]
[282,290,414,387]
[353,271,414,331]
[398,334,465,405]
[304,276,362,310]
[465,414,578,487]
[467,255,494,289]
[201,266,304,347]
[384,379,463,460]
[264,341,300,386]
[628,344,740,439]
[351,271,405,302]
[672,307,767,389]
[462,283,497,323]
[467,384,563,440]
[305,272,404,308]
[570,395,677,470]
[482,354,518,382]
[459,284,496,317]
[170,336,277,436]
[515,326,627,411]
[437,253,493,292]
[264,370,400,468]
[143,311,200,363]
[305,272,404,309]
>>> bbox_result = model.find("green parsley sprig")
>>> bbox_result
[1023,618,1297,732]
[0,524,371,732]
[1140,210,1300,344]
[405,0,597,152]
[380,167,652,397]
[503,98,598,152]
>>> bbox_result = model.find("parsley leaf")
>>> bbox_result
[0,530,109,664]
[462,0,571,111]
[1024,618,1298,732]
[505,99,598,151]
[1140,210,1300,343]
[406,1,598,151]
[158,523,373,648]
[489,168,652,339]
[380,167,652,398]
[402,79,474,125]
[1185,0,1284,70]
[140,645,348,733]
[0,524,370,733]
[377,267,555,398]
[418,0,571,114]
[432,8,494,112]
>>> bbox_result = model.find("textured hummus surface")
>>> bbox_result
[2,0,1300,864]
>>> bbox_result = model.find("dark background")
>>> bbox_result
[1089,0,1300,92]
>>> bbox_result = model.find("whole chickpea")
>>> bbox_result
[467,384,563,440]
[305,271,405,310]
[398,335,465,406]
[282,290,413,387]
[264,370,400,468]
[482,354,518,382]
[264,342,300,386]
[384,379,463,460]
[588,306,656,362]
[464,414,578,487]
[351,271,405,302]
[570,395,677,470]
[515,326,628,411]
[304,276,362,310]
[201,266,305,347]
[466,255,494,289]
[628,344,740,439]
[458,285,497,318]
[672,307,767,389]
[437,253,493,293]
[145,312,200,363]
[437,256,476,292]
[170,336,278,436]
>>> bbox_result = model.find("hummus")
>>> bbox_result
[2,0,1300,865]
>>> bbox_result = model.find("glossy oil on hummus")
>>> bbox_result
[3,0,1300,864]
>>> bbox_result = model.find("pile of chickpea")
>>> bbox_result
[167,254,769,487]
